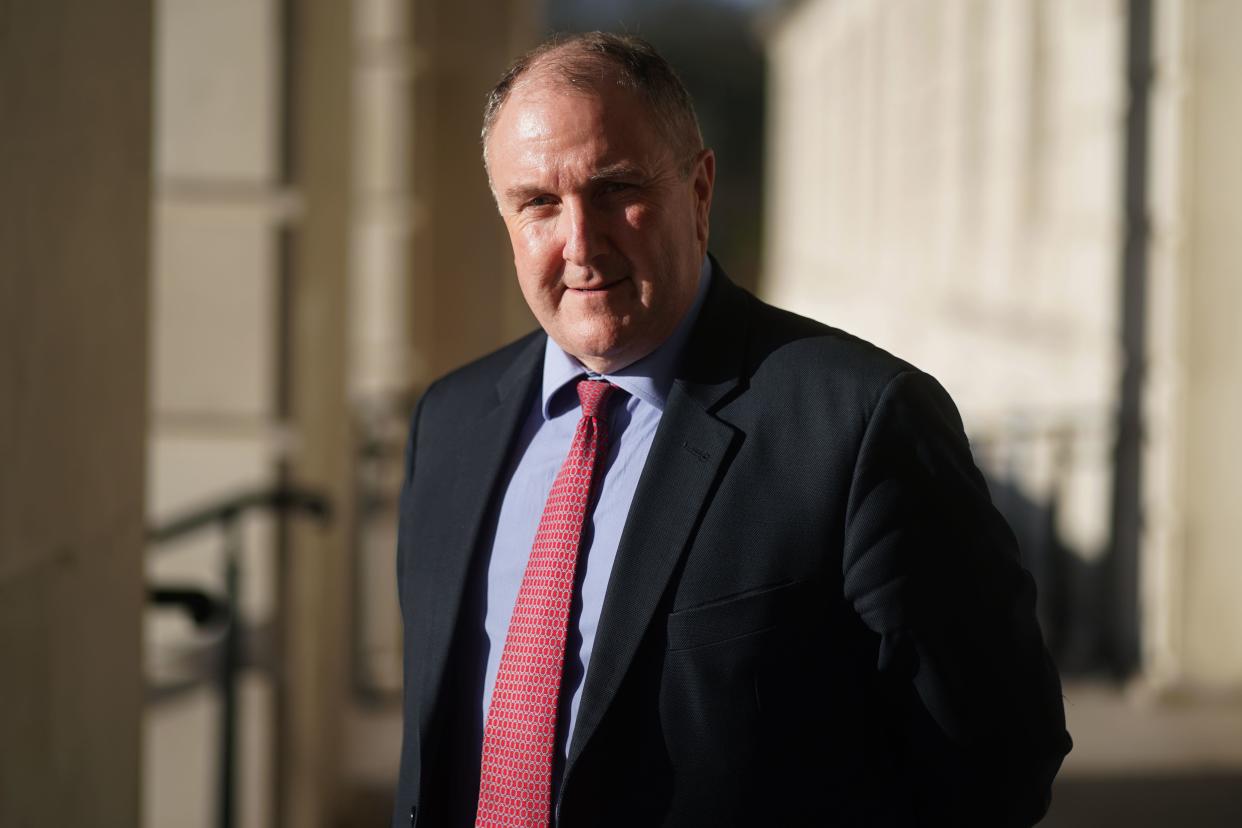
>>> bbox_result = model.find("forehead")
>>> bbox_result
[487,75,670,177]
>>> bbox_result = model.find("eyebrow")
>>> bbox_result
[501,163,649,206]
[590,162,646,182]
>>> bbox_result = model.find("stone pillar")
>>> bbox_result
[335,1,538,821]
[0,1,152,826]
[407,0,538,382]
[283,0,354,822]
[1144,0,1242,692]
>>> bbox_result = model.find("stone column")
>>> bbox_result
[1144,0,1242,692]
[0,1,152,825]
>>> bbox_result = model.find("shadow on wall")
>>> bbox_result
[984,472,1121,678]
[983,473,1242,825]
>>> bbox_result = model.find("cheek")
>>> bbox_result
[509,229,565,310]
[510,226,559,273]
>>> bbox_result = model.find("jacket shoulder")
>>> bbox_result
[738,288,919,410]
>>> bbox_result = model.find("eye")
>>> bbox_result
[523,194,557,209]
[597,181,633,196]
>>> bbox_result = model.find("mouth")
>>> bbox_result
[566,278,625,294]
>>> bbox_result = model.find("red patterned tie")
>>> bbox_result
[475,378,617,828]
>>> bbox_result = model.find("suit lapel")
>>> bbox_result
[564,270,752,778]
[413,334,544,742]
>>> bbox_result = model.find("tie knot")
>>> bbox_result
[576,378,615,418]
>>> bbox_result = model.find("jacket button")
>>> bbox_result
[409,804,417,826]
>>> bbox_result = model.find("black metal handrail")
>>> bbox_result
[148,585,230,627]
[146,484,332,828]
[149,486,331,545]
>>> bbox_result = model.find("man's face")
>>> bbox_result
[486,74,715,374]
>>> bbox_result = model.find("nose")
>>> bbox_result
[561,199,605,267]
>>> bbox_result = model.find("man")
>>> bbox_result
[394,32,1070,828]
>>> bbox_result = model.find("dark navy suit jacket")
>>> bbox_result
[393,264,1071,827]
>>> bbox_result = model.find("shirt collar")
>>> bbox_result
[541,255,713,419]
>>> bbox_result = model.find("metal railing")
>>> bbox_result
[145,485,331,828]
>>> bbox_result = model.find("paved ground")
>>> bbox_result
[1044,773,1242,826]
[1042,681,1242,825]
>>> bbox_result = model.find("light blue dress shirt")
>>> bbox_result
[478,257,712,783]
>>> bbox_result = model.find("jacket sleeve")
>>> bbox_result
[393,390,428,828]
[395,390,427,617]
[842,369,1072,826]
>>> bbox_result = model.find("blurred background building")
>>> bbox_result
[765,0,1242,823]
[2,0,1240,826]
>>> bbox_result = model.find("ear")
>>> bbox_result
[690,148,716,253]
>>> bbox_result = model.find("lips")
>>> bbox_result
[566,278,624,293]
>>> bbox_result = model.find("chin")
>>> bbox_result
[561,321,627,358]
[568,342,625,368]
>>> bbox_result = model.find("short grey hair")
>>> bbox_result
[481,32,705,176]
